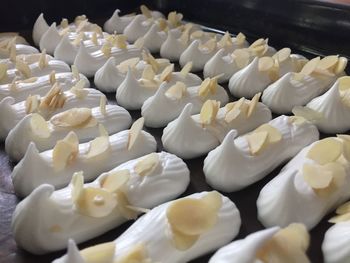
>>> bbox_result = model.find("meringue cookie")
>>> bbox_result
[32,13,50,46]
[53,191,241,263]
[0,84,103,139]
[322,201,350,263]
[142,78,229,128]
[209,224,310,263]
[204,115,319,192]
[5,104,131,160]
[160,28,190,61]
[73,42,143,77]
[0,71,89,102]
[11,118,157,197]
[162,95,272,159]
[0,59,70,85]
[257,135,350,229]
[104,9,136,34]
[12,151,190,254]
[123,15,154,43]
[116,65,202,110]
[1,53,53,70]
[141,24,167,53]
[0,44,39,59]
[292,76,350,133]
[94,54,171,92]
[0,32,29,45]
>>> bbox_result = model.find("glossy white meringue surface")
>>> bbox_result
[142,24,167,53]
[0,88,103,139]
[103,9,135,34]
[32,13,50,46]
[160,29,188,61]
[11,151,190,254]
[11,129,157,197]
[162,101,272,159]
[204,115,319,192]
[257,137,350,230]
[262,72,337,114]
[123,15,153,43]
[141,83,229,128]
[0,45,39,60]
[5,105,131,160]
[322,221,350,263]
[53,191,241,263]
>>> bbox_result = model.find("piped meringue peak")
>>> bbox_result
[257,135,350,230]
[11,117,157,197]
[162,93,272,159]
[0,37,38,60]
[292,75,350,133]
[116,61,202,110]
[53,191,241,263]
[204,115,319,192]
[209,223,310,263]
[142,75,229,128]
[11,151,190,254]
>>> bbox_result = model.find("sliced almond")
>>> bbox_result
[98,124,109,137]
[258,57,274,72]
[218,31,232,48]
[168,11,183,27]
[100,96,107,115]
[224,109,240,123]
[247,92,261,117]
[77,187,117,218]
[199,38,216,53]
[60,18,68,29]
[329,213,350,223]
[142,65,155,81]
[49,70,56,85]
[288,116,306,125]
[200,100,220,125]
[71,171,84,203]
[250,38,265,48]
[191,30,203,39]
[117,57,140,73]
[140,4,152,18]
[306,138,343,165]
[299,56,320,76]
[80,242,116,263]
[91,32,98,45]
[318,55,339,70]
[72,32,84,46]
[16,58,31,78]
[0,63,8,81]
[142,51,159,72]
[254,124,282,144]
[30,113,50,138]
[9,42,16,62]
[170,226,199,251]
[25,95,39,114]
[235,32,246,45]
[85,136,110,160]
[134,37,144,49]
[292,106,324,121]
[127,117,144,150]
[101,43,111,57]
[165,82,186,100]
[273,48,291,63]
[159,64,174,82]
[115,190,138,219]
[134,153,159,176]
[233,49,250,68]
[71,65,80,80]
[38,49,48,69]
[334,57,348,75]
[246,131,268,155]
[50,108,92,128]
[337,134,350,161]
[53,132,79,171]
[198,78,211,98]
[335,201,350,215]
[70,79,88,99]
[303,163,333,189]
[115,35,127,49]
[115,243,149,263]
[180,61,192,77]
[101,169,130,193]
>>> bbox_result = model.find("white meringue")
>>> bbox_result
[209,224,310,263]
[292,77,350,133]
[32,13,50,46]
[0,71,89,102]
[0,32,29,45]
[0,44,39,59]
[0,53,52,70]
[123,15,153,43]
[262,72,337,114]
[257,135,350,230]
[94,55,171,92]
[11,151,190,254]
[141,79,229,128]
[204,115,319,192]
[116,66,202,110]
[0,86,103,139]
[141,24,167,53]
[103,9,136,34]
[73,42,143,77]
[11,123,157,197]
[5,104,131,160]
[53,191,241,263]
[160,28,189,61]
[162,97,272,159]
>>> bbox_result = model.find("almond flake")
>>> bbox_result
[101,43,111,57]
[306,138,343,165]
[170,226,199,251]
[49,70,56,85]
[134,153,159,176]
[70,79,88,99]
[80,242,116,263]
[198,78,211,98]
[254,124,282,144]
[272,48,291,63]
[329,213,350,223]
[299,56,320,77]
[233,49,250,68]
[250,38,265,48]
[318,55,339,70]
[142,65,155,80]
[91,32,98,45]
[116,190,138,219]
[140,5,152,18]
[292,106,324,121]
[100,96,107,115]
[246,131,268,155]
[85,136,110,160]
[71,65,80,80]
[25,95,40,114]
[38,49,48,69]
[165,82,186,100]
[159,64,174,82]
[180,61,192,76]
[168,11,183,27]
[335,201,350,215]
[288,116,306,125]
[16,58,31,78]
[258,57,274,72]
[199,38,216,53]
[127,117,144,150]
[114,243,149,263]
[200,100,220,125]
[72,32,84,46]
[60,18,68,29]
[115,35,128,49]
[30,113,50,138]
[334,57,348,75]
[0,63,8,81]
[71,171,84,203]
[50,108,92,127]
[218,31,232,48]
[303,163,333,189]
[224,109,241,123]
[338,76,350,92]
[101,169,130,193]
[53,132,79,171]
[134,37,144,49]
[337,134,350,161]
[247,92,261,117]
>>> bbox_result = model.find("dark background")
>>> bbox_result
[1,0,350,262]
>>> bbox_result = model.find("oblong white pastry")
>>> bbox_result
[257,135,350,230]
[11,151,190,254]
[141,78,229,128]
[94,53,171,92]
[209,223,310,263]
[32,13,50,46]
[0,32,29,46]
[204,115,319,192]
[53,191,241,263]
[0,84,103,139]
[292,76,350,133]
[0,71,89,102]
[1,53,53,70]
[5,103,131,160]
[229,51,304,99]
[11,118,157,197]
[116,65,202,110]
[73,41,143,77]
[322,201,350,263]
[162,94,272,159]
[262,55,346,114]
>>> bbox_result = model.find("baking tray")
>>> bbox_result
[1,2,350,262]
